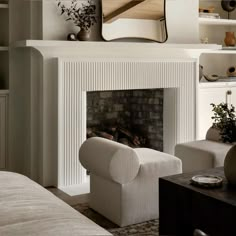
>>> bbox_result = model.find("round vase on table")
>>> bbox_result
[224,32,236,46]
[77,29,91,41]
[224,144,236,185]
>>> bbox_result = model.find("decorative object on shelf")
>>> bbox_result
[224,31,236,46]
[200,37,208,44]
[56,0,97,41]
[224,145,236,185]
[211,102,236,143]
[199,64,204,81]
[190,175,223,188]
[67,33,77,41]
[199,65,219,82]
[204,74,219,82]
[199,6,215,13]
[227,66,236,76]
[221,0,236,19]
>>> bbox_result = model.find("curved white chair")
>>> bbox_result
[79,137,182,227]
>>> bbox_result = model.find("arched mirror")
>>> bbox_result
[101,0,168,42]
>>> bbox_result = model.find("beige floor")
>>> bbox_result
[47,187,89,206]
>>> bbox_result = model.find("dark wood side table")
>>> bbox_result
[159,167,236,236]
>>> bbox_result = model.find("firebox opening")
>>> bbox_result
[87,89,163,151]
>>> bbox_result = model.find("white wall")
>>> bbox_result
[10,0,42,43]
[9,0,199,43]
[41,0,199,43]
[42,0,102,40]
[166,0,199,43]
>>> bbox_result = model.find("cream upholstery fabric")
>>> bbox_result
[0,171,111,236]
[80,137,140,184]
[79,138,182,227]
[175,140,232,173]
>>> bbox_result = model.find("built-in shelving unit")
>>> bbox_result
[0,1,9,170]
[0,0,9,91]
[198,1,236,139]
[198,1,236,72]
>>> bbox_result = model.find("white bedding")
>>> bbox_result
[0,171,111,236]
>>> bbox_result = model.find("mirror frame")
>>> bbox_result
[101,0,168,43]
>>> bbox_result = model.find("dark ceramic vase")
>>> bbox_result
[221,0,236,12]
[77,29,91,41]
[224,145,236,185]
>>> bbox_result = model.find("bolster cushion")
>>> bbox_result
[79,137,140,184]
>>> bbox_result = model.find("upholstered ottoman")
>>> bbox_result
[79,137,182,227]
[175,140,232,173]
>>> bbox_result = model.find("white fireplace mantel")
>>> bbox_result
[10,40,221,188]
[13,40,221,58]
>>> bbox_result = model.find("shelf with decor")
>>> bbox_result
[198,0,236,74]
[0,1,8,170]
[0,0,9,91]
[198,0,236,140]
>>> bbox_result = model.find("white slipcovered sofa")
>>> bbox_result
[79,137,182,227]
[0,171,111,236]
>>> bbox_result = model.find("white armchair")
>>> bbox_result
[79,137,182,227]
[175,128,232,173]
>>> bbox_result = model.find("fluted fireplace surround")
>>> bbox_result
[11,41,220,188]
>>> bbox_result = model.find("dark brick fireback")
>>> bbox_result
[87,89,163,151]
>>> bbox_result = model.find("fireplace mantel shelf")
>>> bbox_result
[13,40,221,58]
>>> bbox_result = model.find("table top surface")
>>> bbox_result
[160,167,236,207]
